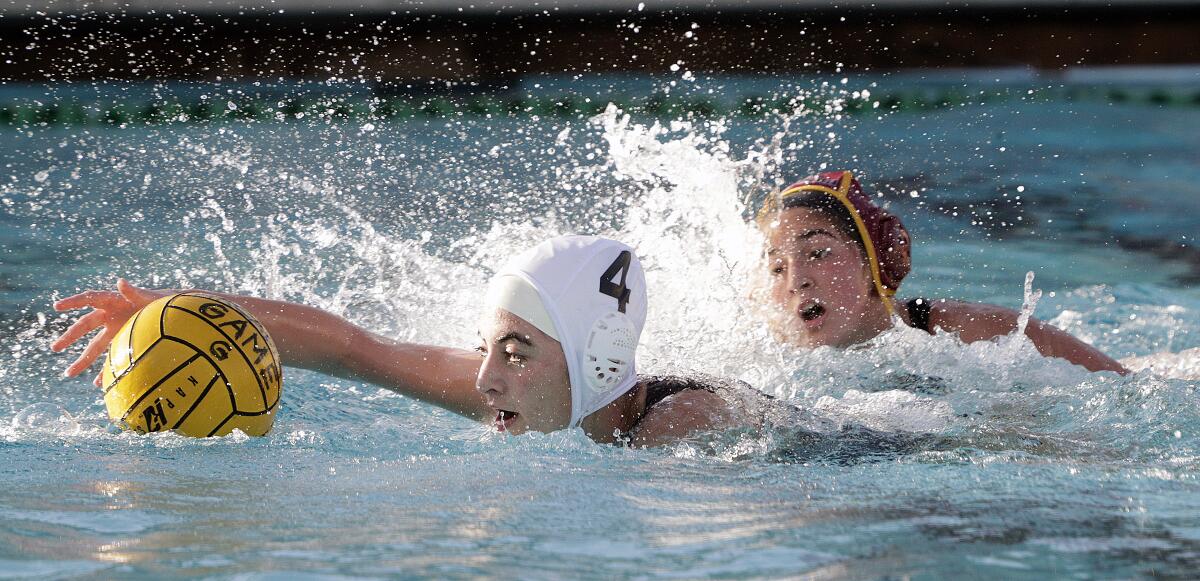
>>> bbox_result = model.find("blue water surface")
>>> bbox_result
[1,70,1200,579]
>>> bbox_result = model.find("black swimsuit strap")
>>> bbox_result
[905,297,933,333]
[640,375,719,411]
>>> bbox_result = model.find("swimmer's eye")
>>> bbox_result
[770,263,785,276]
[478,346,524,366]
[810,247,831,260]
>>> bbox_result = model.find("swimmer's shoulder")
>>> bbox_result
[627,374,749,447]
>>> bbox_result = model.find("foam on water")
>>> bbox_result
[4,94,1199,457]
[1,77,1200,577]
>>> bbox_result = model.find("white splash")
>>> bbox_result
[813,389,955,433]
[1017,271,1043,337]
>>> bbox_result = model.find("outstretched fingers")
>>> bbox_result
[54,290,124,313]
[50,310,108,353]
[64,327,116,378]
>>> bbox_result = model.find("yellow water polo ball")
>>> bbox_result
[101,292,283,437]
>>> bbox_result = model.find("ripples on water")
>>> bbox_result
[1,75,1199,578]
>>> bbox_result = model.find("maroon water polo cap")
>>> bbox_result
[760,170,912,306]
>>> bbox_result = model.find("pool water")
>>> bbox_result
[2,71,1200,579]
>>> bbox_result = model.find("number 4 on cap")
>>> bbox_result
[599,251,632,313]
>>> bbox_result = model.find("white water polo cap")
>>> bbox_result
[485,274,560,342]
[486,236,648,429]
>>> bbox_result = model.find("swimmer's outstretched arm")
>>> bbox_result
[51,279,492,421]
[927,300,1128,374]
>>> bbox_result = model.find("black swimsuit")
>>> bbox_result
[905,297,934,333]
[632,373,933,461]
[640,373,771,409]
[641,374,723,410]
[628,300,945,456]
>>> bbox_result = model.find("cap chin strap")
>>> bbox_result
[766,171,897,317]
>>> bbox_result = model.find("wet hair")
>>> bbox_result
[758,171,913,297]
[760,191,867,253]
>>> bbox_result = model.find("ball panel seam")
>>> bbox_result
[206,411,237,437]
[156,335,238,414]
[117,351,204,426]
[165,304,271,412]
[103,336,165,395]
[169,372,224,432]
[177,291,282,408]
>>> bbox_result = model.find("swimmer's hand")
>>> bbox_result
[51,279,170,386]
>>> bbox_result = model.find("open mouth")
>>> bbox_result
[494,409,519,432]
[800,302,826,323]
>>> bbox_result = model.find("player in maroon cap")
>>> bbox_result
[756,170,1126,374]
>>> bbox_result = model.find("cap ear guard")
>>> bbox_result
[583,311,638,395]
[874,214,912,292]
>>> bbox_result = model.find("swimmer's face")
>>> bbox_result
[475,309,572,435]
[763,207,891,348]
